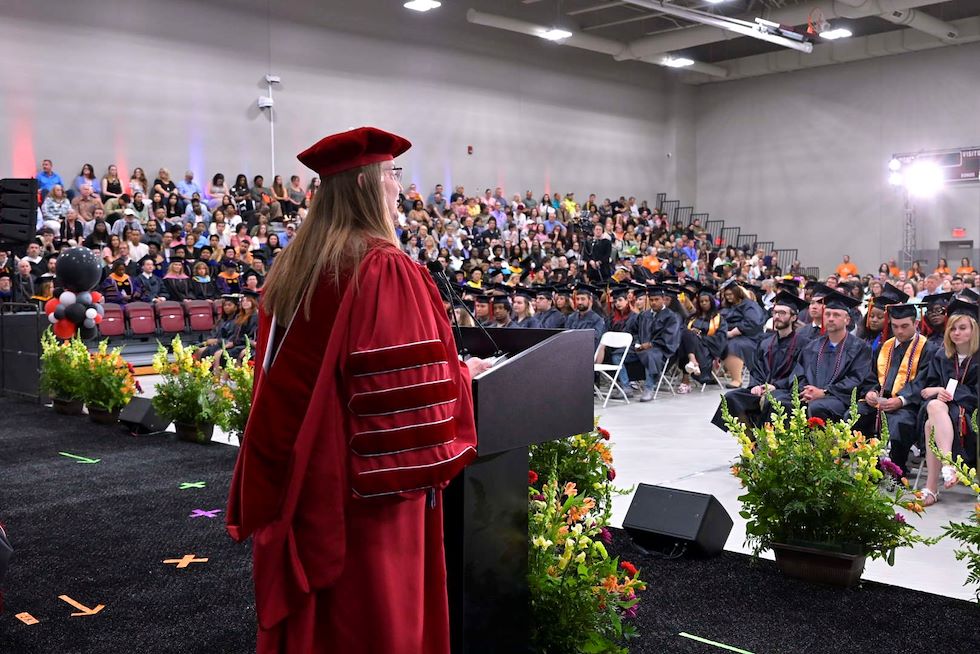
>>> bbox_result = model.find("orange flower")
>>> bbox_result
[557,525,569,536]
[602,575,620,592]
[730,465,741,476]
[563,482,577,497]
[905,502,924,514]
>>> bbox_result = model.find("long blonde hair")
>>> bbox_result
[262,162,396,321]
[943,315,980,358]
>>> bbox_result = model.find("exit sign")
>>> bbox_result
[952,227,967,238]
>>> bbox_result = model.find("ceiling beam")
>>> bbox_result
[682,13,979,84]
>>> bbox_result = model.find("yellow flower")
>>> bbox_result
[574,552,587,564]
[532,536,553,550]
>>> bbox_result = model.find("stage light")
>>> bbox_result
[820,27,852,40]
[704,0,729,4]
[404,0,441,12]
[662,57,695,68]
[888,158,902,172]
[538,27,573,41]
[904,160,945,198]
[888,172,904,187]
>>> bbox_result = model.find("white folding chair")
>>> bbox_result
[594,332,634,408]
[653,354,680,400]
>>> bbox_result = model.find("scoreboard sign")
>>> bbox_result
[893,147,980,184]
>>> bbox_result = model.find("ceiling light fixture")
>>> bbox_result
[661,56,694,68]
[704,0,729,4]
[538,27,573,41]
[820,27,852,40]
[404,0,441,12]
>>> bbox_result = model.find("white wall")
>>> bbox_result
[695,42,980,276]
[0,0,677,204]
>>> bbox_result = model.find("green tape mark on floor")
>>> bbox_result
[678,632,755,654]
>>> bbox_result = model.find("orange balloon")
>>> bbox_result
[94,314,103,324]
[44,298,59,315]
[90,291,104,304]
[52,319,77,340]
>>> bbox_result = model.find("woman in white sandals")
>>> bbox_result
[918,299,979,506]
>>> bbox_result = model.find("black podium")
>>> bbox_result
[444,327,595,654]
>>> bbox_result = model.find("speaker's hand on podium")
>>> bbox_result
[465,357,493,377]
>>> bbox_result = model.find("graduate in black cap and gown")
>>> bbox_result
[605,286,642,397]
[530,287,568,329]
[797,281,827,341]
[635,285,681,402]
[677,285,728,390]
[854,301,937,476]
[712,291,810,431]
[920,291,954,344]
[720,280,767,389]
[564,284,606,351]
[917,299,980,506]
[857,283,909,363]
[770,290,872,420]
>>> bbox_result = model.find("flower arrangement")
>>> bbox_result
[529,422,627,519]
[930,412,980,601]
[528,423,644,654]
[151,336,230,440]
[40,330,90,402]
[217,343,254,443]
[723,384,934,564]
[79,340,141,412]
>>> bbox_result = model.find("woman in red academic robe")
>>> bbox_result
[226,127,488,654]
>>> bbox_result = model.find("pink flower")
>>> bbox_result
[894,512,907,524]
[599,527,613,545]
[531,493,545,502]
[607,468,616,481]
[623,605,638,619]
[878,457,903,479]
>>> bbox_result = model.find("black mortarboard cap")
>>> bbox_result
[957,288,980,304]
[777,279,801,293]
[553,286,572,298]
[646,285,670,297]
[514,286,536,300]
[199,245,213,254]
[807,281,836,300]
[772,290,809,314]
[822,290,861,311]
[241,289,260,299]
[220,293,242,302]
[922,291,955,307]
[138,255,155,265]
[535,285,556,298]
[610,286,631,300]
[947,298,978,321]
[884,302,919,320]
[879,283,910,304]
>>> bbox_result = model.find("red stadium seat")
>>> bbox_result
[156,301,186,334]
[186,300,215,332]
[98,303,126,338]
[124,302,156,336]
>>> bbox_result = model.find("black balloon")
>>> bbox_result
[65,302,89,325]
[53,304,66,320]
[56,247,102,293]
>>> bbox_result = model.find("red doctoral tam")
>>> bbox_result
[297,126,412,179]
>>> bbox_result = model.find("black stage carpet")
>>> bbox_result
[0,397,255,654]
[0,395,977,654]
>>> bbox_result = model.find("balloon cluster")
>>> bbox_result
[46,247,106,340]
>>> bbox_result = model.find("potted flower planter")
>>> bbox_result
[52,397,84,416]
[771,541,867,588]
[87,405,120,425]
[175,422,214,445]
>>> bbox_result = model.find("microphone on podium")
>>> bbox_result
[426,260,502,357]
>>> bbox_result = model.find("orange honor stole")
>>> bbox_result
[875,334,924,396]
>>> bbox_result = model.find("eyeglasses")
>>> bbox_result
[384,167,403,182]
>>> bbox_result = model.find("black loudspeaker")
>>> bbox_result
[119,397,169,434]
[0,178,36,194]
[0,179,37,251]
[623,484,733,558]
